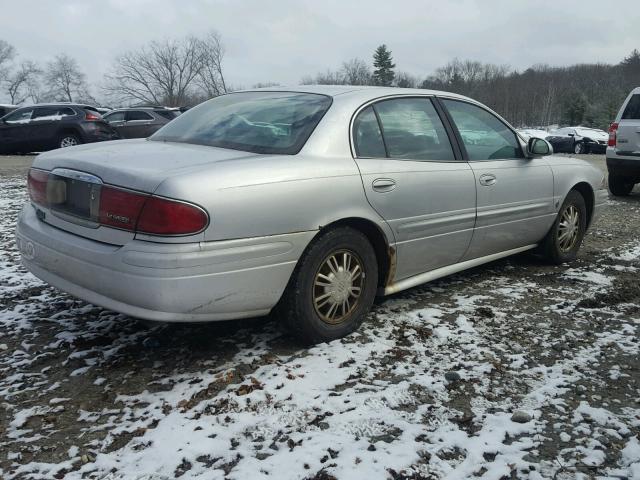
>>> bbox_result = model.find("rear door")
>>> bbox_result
[440,98,554,260]
[616,92,640,156]
[352,96,477,280]
[124,110,156,138]
[30,107,70,149]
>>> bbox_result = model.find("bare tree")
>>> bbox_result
[394,71,418,88]
[105,33,226,107]
[340,58,372,85]
[195,32,228,98]
[4,61,41,104]
[44,54,92,102]
[0,39,16,82]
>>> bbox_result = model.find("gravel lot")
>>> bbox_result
[1,154,639,480]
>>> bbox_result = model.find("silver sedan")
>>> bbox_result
[15,86,607,343]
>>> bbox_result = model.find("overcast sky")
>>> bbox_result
[2,0,638,101]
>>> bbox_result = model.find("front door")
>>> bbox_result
[440,98,555,260]
[352,97,477,281]
[0,108,33,153]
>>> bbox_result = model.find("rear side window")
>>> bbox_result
[127,111,154,121]
[443,99,523,160]
[374,98,455,161]
[353,107,386,158]
[154,110,179,120]
[622,94,640,120]
[32,107,59,120]
[58,107,76,117]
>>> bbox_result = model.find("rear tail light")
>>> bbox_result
[27,168,208,236]
[137,197,208,235]
[608,122,618,147]
[27,169,49,206]
[84,111,102,121]
[98,186,147,230]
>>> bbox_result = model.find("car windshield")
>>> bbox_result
[150,91,332,154]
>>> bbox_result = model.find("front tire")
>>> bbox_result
[608,174,634,196]
[573,142,584,154]
[542,190,587,264]
[276,227,378,344]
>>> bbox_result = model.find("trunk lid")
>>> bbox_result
[34,139,259,192]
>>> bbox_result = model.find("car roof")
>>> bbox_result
[18,103,94,109]
[240,84,472,101]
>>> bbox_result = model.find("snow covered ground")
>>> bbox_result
[1,159,639,479]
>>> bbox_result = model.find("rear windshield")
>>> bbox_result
[150,91,332,154]
[622,94,640,120]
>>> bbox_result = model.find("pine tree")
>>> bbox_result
[372,44,396,86]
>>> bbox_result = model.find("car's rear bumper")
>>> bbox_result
[16,204,314,322]
[607,155,640,176]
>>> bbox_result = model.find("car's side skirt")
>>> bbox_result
[381,244,538,296]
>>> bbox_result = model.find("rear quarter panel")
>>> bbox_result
[546,155,605,215]
[147,154,395,245]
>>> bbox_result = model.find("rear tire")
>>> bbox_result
[608,174,634,196]
[276,227,378,344]
[541,190,587,264]
[59,134,80,149]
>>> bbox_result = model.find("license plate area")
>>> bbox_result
[47,169,102,228]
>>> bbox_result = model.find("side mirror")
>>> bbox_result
[567,133,575,137]
[527,137,552,158]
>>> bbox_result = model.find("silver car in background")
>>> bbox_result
[15,86,607,343]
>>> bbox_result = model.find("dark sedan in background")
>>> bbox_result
[546,127,608,154]
[103,107,180,138]
[0,103,119,154]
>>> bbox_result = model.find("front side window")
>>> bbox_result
[443,99,523,160]
[353,106,386,157]
[4,108,33,124]
[374,98,455,161]
[622,94,640,120]
[151,92,332,155]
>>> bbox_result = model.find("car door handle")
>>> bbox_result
[478,174,497,186]
[372,178,396,192]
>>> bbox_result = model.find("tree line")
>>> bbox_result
[304,46,640,130]
[1,33,638,130]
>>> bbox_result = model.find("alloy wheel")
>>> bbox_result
[557,204,580,252]
[313,249,364,325]
[574,142,583,154]
[60,136,78,148]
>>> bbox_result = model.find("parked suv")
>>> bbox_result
[103,107,180,139]
[0,103,119,154]
[607,88,640,195]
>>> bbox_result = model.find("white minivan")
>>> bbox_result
[607,87,640,195]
